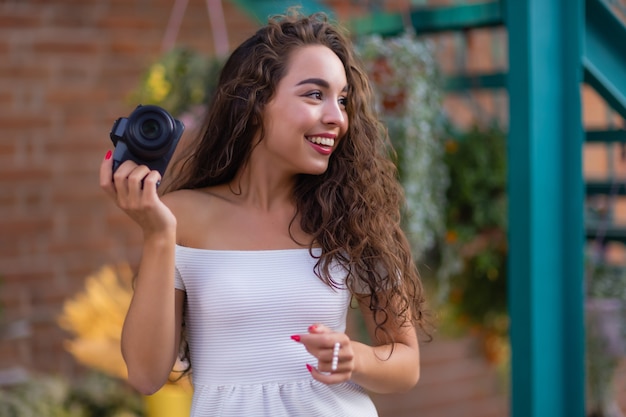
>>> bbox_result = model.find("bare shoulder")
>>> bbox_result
[161,189,211,213]
[160,188,222,246]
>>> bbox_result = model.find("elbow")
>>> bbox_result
[396,365,420,393]
[407,362,420,389]
[408,366,420,390]
[126,367,166,396]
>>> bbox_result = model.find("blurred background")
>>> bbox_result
[0,0,625,416]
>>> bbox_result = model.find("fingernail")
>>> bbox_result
[290,335,301,342]
[105,150,112,160]
[306,364,313,373]
[308,325,317,332]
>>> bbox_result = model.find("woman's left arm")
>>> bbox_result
[296,296,420,394]
[349,297,420,393]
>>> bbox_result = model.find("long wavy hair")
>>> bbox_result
[165,11,429,365]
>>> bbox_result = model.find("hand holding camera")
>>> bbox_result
[101,104,182,233]
[109,104,184,178]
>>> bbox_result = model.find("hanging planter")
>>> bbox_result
[130,47,223,121]
[356,33,448,261]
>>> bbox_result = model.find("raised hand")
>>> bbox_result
[99,150,176,237]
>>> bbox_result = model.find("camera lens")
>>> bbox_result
[140,119,162,140]
[126,105,177,160]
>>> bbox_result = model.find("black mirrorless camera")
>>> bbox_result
[109,104,184,177]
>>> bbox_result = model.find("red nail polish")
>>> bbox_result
[105,150,112,160]
[290,335,301,342]
[306,364,313,373]
[308,325,317,332]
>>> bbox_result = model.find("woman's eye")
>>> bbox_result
[307,91,323,100]
[339,97,348,108]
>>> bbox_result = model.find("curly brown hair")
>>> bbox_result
[165,11,429,350]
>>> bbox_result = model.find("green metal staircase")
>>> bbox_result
[584,0,626,245]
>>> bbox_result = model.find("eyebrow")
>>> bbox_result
[296,78,349,92]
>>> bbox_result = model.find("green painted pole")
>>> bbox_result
[506,0,585,416]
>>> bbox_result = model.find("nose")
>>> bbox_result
[322,100,347,128]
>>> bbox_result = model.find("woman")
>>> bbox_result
[100,11,429,417]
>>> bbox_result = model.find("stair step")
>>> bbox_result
[586,226,626,244]
[586,180,626,195]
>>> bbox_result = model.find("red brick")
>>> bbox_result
[0,13,41,29]
[0,65,50,81]
[0,114,51,129]
[32,39,102,55]
[0,167,51,182]
[0,216,52,237]
[97,16,157,31]
[0,137,17,156]
[45,86,110,106]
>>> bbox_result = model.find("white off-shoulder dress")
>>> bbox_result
[174,245,379,417]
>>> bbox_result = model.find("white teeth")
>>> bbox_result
[307,136,335,147]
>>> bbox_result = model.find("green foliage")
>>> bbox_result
[0,373,144,417]
[445,124,507,235]
[0,376,74,417]
[439,123,508,336]
[587,261,626,300]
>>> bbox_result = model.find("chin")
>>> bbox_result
[305,164,330,176]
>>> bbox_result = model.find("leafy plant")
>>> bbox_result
[0,372,143,417]
[130,46,224,117]
[432,123,508,362]
[356,33,448,260]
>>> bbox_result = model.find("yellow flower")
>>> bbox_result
[58,263,134,380]
[146,64,171,103]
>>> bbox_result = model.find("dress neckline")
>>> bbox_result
[175,244,321,254]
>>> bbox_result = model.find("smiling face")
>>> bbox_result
[258,44,349,176]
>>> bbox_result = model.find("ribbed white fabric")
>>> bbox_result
[174,245,379,417]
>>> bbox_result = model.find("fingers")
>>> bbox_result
[114,163,152,205]
[99,150,116,197]
[99,151,175,235]
[291,324,354,385]
[308,362,348,385]
[100,150,164,213]
[101,152,161,205]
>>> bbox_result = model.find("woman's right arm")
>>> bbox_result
[99,152,184,395]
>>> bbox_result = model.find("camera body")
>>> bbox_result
[109,104,184,177]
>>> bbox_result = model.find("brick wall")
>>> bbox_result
[0,0,257,376]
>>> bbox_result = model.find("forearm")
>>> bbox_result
[121,231,178,394]
[350,340,420,394]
